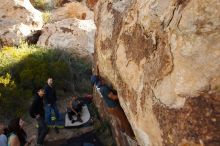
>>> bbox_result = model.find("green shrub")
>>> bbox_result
[0,45,69,118]
[0,73,30,119]
[31,0,46,10]
[0,42,92,119]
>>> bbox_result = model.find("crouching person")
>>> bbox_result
[29,87,48,146]
[67,96,83,123]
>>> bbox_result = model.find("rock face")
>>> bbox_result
[51,2,94,22]
[94,0,220,146]
[86,0,98,10]
[37,18,96,59]
[0,0,43,46]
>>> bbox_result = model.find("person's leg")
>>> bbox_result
[67,111,74,120]
[76,114,83,122]
[75,107,83,122]
[45,104,52,125]
[68,111,76,123]
[78,104,83,112]
[37,117,48,145]
[52,103,60,120]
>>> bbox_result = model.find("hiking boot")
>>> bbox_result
[77,117,83,123]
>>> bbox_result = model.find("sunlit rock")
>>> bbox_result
[94,0,220,145]
[37,18,96,59]
[51,2,94,22]
[0,0,43,46]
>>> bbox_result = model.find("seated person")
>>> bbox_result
[67,96,83,123]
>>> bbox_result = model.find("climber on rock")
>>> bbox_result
[91,65,119,109]
[44,78,61,128]
[91,65,135,138]
[67,96,83,123]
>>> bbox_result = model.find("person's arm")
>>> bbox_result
[71,108,78,115]
[24,135,36,146]
[24,142,31,146]
[54,88,57,102]
[30,99,38,118]
[44,87,49,104]
[108,92,118,100]
[68,100,72,109]
[69,100,78,115]
[9,135,20,146]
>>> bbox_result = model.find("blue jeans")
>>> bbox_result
[45,104,60,125]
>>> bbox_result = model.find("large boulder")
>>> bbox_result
[94,0,220,146]
[0,0,43,46]
[37,18,96,59]
[51,2,94,22]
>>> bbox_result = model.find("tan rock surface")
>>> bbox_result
[37,18,96,58]
[86,0,98,10]
[0,0,43,46]
[94,0,220,146]
[51,2,94,22]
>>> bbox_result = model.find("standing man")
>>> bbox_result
[44,78,60,126]
[29,87,48,146]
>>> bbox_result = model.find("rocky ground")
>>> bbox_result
[23,93,91,146]
[24,92,113,146]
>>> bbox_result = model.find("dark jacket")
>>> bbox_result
[44,84,57,105]
[29,94,44,118]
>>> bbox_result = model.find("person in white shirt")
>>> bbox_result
[0,123,7,146]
